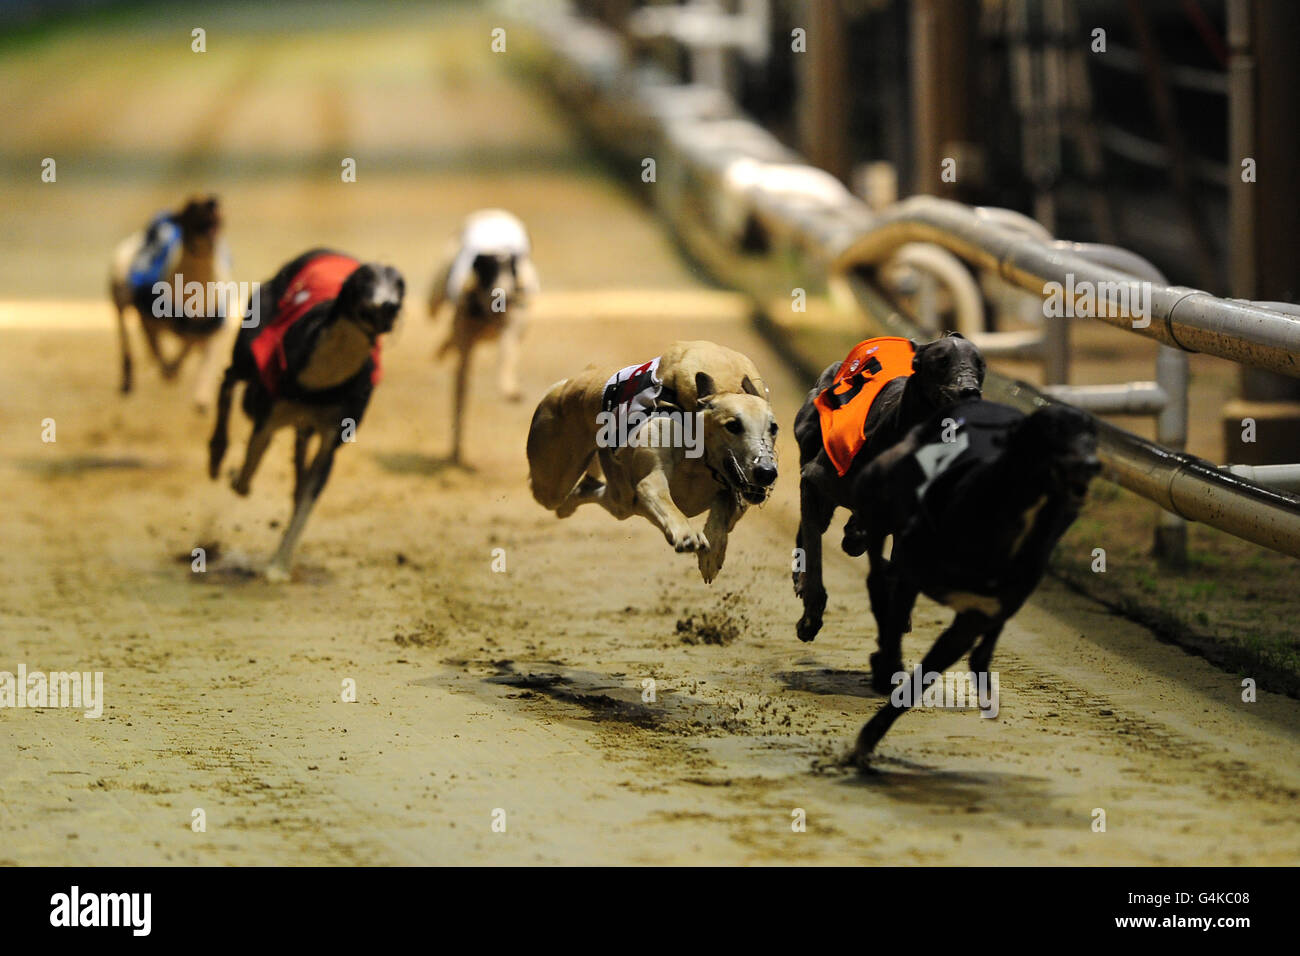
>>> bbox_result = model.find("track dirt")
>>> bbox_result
[1,2,1297,865]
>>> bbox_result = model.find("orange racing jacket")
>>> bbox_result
[813,336,915,476]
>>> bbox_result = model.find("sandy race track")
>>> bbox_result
[1,2,1298,866]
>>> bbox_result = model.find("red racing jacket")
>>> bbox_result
[250,253,382,397]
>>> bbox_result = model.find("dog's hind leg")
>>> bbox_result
[854,610,984,765]
[266,431,340,581]
[794,470,835,642]
[556,468,605,517]
[160,338,195,381]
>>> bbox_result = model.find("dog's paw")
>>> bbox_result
[670,528,708,554]
[263,563,291,583]
[796,612,822,643]
[697,546,725,584]
[796,590,825,642]
[229,471,250,496]
[841,529,870,557]
[851,740,878,771]
[853,710,896,764]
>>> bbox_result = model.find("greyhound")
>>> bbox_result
[792,333,986,648]
[207,249,404,581]
[428,209,539,464]
[527,340,777,583]
[109,194,235,409]
[847,400,1100,761]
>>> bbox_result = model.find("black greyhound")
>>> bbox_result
[208,248,404,580]
[849,400,1101,763]
[792,333,986,648]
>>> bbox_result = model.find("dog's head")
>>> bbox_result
[695,371,778,505]
[468,253,527,310]
[176,194,222,252]
[1015,405,1101,508]
[910,332,985,408]
[339,263,405,336]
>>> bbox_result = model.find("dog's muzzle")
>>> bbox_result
[1057,454,1101,507]
[725,453,776,505]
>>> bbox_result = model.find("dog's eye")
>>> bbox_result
[725,420,744,435]
[769,422,778,435]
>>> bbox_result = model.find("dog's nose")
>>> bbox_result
[753,462,777,486]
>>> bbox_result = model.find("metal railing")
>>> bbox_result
[521,3,1300,562]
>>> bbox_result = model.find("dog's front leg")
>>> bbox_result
[140,320,170,376]
[497,308,525,402]
[231,417,274,496]
[450,343,470,464]
[697,493,740,584]
[633,465,705,553]
[867,554,917,695]
[208,368,238,478]
[160,338,195,380]
[292,427,311,502]
[969,621,1005,682]
[191,330,227,411]
[266,431,340,581]
[795,468,835,642]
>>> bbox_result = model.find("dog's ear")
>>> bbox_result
[910,340,928,372]
[740,375,762,397]
[695,371,717,401]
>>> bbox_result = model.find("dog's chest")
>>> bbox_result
[171,246,221,285]
[458,296,508,336]
[297,321,372,391]
[267,398,350,432]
